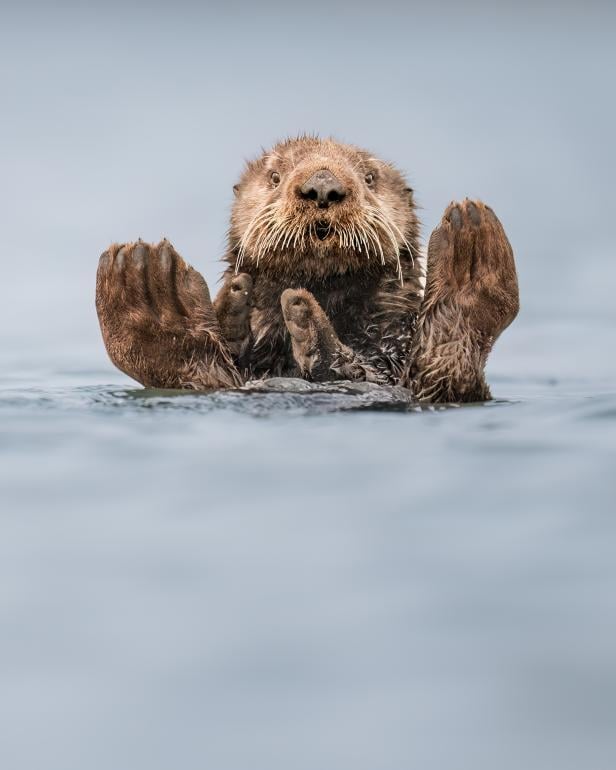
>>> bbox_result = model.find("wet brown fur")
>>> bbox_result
[95,137,519,402]
[401,199,519,401]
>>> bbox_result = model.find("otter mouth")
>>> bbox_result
[315,220,332,241]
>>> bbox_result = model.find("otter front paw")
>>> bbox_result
[280,289,334,379]
[428,199,519,340]
[281,289,383,383]
[214,273,253,360]
[405,199,519,402]
[96,240,242,390]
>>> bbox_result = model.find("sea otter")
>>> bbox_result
[96,136,519,402]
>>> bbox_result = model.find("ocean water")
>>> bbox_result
[2,314,615,770]
[2,2,616,769]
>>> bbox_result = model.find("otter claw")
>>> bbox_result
[132,241,148,266]
[448,205,463,229]
[466,200,481,225]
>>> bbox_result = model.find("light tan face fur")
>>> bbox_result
[230,137,418,280]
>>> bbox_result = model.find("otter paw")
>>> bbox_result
[405,200,520,402]
[96,240,241,389]
[280,289,339,377]
[280,289,382,383]
[427,199,519,339]
[97,239,217,329]
[215,273,253,357]
[229,273,253,303]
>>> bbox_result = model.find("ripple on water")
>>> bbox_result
[0,378,473,418]
[571,393,616,422]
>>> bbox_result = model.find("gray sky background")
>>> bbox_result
[1,0,614,366]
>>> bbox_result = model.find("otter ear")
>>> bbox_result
[233,184,240,196]
[404,187,414,205]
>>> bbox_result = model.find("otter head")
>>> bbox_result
[229,136,418,282]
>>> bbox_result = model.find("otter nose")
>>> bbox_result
[299,169,346,208]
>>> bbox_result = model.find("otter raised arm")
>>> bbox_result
[95,136,518,401]
[95,240,242,390]
[401,200,519,402]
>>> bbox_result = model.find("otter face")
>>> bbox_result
[229,137,418,280]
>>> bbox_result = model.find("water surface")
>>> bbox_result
[2,316,615,770]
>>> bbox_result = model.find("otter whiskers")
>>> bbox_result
[235,202,279,272]
[236,199,412,286]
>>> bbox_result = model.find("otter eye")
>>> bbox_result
[271,171,281,186]
[365,173,374,186]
